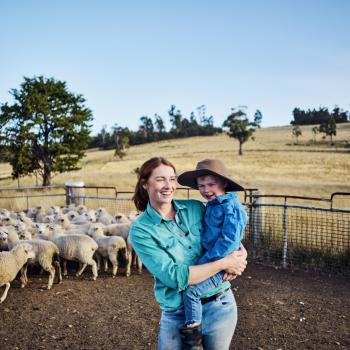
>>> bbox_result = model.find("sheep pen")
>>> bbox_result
[0,263,349,350]
[0,203,349,349]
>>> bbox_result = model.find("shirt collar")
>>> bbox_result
[206,192,237,206]
[145,200,186,225]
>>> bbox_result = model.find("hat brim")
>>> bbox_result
[177,169,244,192]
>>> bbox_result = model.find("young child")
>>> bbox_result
[177,159,247,348]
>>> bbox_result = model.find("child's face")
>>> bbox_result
[196,175,226,201]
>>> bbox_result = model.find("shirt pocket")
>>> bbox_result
[158,236,186,262]
[189,219,202,237]
[207,207,224,227]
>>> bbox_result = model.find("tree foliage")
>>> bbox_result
[291,106,349,125]
[0,76,93,186]
[319,116,336,144]
[292,125,302,144]
[89,104,222,149]
[222,108,262,155]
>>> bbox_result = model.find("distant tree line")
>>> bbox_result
[291,107,349,125]
[89,105,221,150]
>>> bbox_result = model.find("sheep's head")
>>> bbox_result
[2,217,12,225]
[77,205,87,215]
[0,230,8,241]
[96,208,106,217]
[17,243,36,260]
[44,216,54,223]
[18,230,32,240]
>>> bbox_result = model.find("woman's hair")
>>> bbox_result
[133,157,176,212]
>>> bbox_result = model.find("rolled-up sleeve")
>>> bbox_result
[130,225,189,291]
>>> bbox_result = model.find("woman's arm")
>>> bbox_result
[188,243,247,285]
[130,224,247,290]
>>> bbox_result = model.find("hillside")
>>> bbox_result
[0,123,350,207]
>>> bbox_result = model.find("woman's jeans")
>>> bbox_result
[183,271,225,325]
[158,289,237,350]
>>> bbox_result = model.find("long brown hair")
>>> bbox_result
[133,157,176,212]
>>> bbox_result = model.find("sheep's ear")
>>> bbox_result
[115,215,122,219]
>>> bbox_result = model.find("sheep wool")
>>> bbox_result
[0,244,35,303]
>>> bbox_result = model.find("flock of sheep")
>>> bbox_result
[0,204,142,303]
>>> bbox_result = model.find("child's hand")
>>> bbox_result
[223,273,237,281]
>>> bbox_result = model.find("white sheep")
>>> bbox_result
[61,204,77,214]
[42,215,56,224]
[127,210,139,222]
[26,207,38,219]
[51,231,98,280]
[47,206,62,216]
[66,210,79,222]
[55,215,91,234]
[7,230,62,290]
[71,211,95,225]
[87,224,127,277]
[0,229,9,252]
[0,243,36,303]
[126,235,143,277]
[76,204,88,215]
[35,205,47,223]
[0,208,11,217]
[96,207,117,225]
[104,222,131,240]
[102,222,143,277]
[17,212,33,226]
[113,212,131,224]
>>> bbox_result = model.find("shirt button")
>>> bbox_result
[189,246,192,249]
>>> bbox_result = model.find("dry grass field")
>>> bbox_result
[1,123,350,207]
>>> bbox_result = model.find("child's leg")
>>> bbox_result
[183,271,224,326]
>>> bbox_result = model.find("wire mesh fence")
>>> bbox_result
[0,185,349,274]
[244,203,350,274]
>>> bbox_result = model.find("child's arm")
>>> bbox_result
[197,201,247,264]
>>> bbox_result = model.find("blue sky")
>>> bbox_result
[1,0,349,134]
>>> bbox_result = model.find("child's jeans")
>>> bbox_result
[183,270,225,325]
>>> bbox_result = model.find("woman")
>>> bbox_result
[130,157,247,350]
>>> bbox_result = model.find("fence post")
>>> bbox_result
[251,190,263,245]
[26,187,29,211]
[65,181,85,206]
[282,202,288,268]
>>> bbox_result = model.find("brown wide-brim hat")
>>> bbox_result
[177,159,244,192]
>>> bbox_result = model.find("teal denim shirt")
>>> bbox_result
[129,199,231,310]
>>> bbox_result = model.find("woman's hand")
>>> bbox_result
[222,243,248,276]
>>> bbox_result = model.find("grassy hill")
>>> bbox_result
[0,123,349,207]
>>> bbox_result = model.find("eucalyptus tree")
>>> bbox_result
[292,125,302,144]
[319,117,336,145]
[222,108,261,156]
[0,76,93,186]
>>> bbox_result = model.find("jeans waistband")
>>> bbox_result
[200,287,230,305]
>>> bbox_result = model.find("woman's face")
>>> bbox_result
[144,164,177,208]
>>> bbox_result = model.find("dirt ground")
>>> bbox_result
[0,263,349,350]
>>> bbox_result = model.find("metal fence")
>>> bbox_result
[0,185,349,275]
[244,191,350,275]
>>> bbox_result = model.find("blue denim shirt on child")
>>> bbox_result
[198,192,247,265]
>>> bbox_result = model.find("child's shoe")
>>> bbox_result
[179,324,203,350]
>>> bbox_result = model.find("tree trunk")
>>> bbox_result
[239,142,243,156]
[42,166,51,186]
